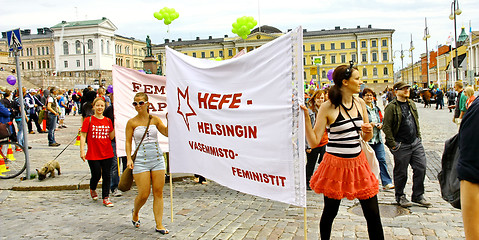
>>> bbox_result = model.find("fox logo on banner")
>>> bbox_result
[166,27,306,207]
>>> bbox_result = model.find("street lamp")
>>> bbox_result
[82,36,87,85]
[449,0,462,87]
[394,44,405,83]
[423,18,431,88]
[409,34,415,85]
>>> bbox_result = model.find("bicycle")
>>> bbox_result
[0,138,27,179]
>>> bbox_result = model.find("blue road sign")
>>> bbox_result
[7,29,23,52]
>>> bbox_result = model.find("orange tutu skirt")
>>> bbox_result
[309,151,379,200]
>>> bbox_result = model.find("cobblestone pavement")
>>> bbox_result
[0,103,465,239]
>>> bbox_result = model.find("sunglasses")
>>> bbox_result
[132,101,147,107]
[344,61,355,79]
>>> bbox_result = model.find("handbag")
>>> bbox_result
[342,102,381,181]
[118,115,152,191]
[438,134,461,209]
[0,122,11,139]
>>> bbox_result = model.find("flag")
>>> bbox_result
[166,27,306,207]
[112,66,168,156]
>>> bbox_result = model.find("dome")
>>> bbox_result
[251,25,282,34]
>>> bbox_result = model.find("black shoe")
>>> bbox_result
[397,196,413,207]
[49,143,61,147]
[38,130,47,133]
[412,198,432,207]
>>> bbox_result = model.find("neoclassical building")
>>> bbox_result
[152,25,395,90]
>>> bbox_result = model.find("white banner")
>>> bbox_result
[112,65,168,156]
[166,27,306,206]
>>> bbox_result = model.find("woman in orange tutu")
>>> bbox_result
[301,62,384,240]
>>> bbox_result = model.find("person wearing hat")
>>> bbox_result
[382,81,432,208]
[25,89,45,134]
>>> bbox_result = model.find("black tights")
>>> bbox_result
[87,158,112,199]
[320,195,384,240]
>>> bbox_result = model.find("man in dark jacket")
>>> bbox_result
[383,81,431,208]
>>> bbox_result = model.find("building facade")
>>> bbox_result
[114,35,146,70]
[152,25,395,92]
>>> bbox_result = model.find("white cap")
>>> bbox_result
[29,89,37,93]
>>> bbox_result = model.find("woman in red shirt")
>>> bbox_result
[80,97,115,207]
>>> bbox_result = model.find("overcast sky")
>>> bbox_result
[1,0,478,71]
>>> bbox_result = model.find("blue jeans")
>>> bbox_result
[15,118,24,146]
[370,142,393,186]
[110,141,119,192]
[47,113,57,144]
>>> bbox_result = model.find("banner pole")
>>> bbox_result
[169,172,173,222]
[304,207,308,240]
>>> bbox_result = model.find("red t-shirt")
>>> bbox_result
[81,116,114,160]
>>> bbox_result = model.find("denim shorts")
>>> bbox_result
[132,142,166,174]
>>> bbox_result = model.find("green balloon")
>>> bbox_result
[153,12,160,20]
[164,19,172,25]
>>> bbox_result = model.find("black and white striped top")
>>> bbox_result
[326,110,363,158]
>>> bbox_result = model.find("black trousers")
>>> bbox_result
[87,158,113,199]
[305,145,326,186]
[27,112,42,132]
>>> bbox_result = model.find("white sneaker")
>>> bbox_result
[111,189,122,197]
[383,183,395,190]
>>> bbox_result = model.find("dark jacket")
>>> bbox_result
[382,98,421,149]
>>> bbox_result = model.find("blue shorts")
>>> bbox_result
[132,142,166,174]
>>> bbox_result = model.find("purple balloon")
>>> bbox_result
[138,69,146,73]
[327,69,334,81]
[6,75,16,86]
[107,85,113,94]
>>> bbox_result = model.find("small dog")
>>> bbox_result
[36,160,61,180]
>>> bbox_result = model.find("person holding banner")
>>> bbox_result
[305,89,328,190]
[302,62,384,240]
[125,92,169,235]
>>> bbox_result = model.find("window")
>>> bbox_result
[331,55,336,64]
[89,59,93,66]
[64,61,68,68]
[27,62,30,69]
[372,52,377,62]
[228,49,233,56]
[88,39,93,53]
[101,40,104,54]
[341,55,346,63]
[126,59,130,68]
[320,44,325,50]
[382,52,388,61]
[372,40,377,47]
[303,58,306,65]
[42,61,46,69]
[322,56,326,64]
[303,45,305,51]
[311,44,315,51]
[219,51,223,57]
[362,68,367,77]
[351,42,356,48]
[373,67,378,76]
[21,62,24,70]
[63,41,69,55]
[340,43,345,49]
[126,46,130,55]
[303,71,306,80]
[201,52,205,58]
[382,39,387,47]
[351,54,357,63]
[76,60,80,67]
[362,53,367,62]
[210,51,214,57]
[47,60,50,68]
[46,47,49,55]
[192,52,197,57]
[38,47,41,55]
[331,43,335,50]
[38,61,41,68]
[42,47,45,55]
[76,40,81,54]
[107,40,110,54]
[361,41,366,48]
[383,67,388,75]
[322,70,326,78]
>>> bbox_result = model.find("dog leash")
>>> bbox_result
[53,134,78,161]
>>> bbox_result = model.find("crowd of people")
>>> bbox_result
[302,64,478,239]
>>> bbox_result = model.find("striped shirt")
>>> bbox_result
[326,110,363,158]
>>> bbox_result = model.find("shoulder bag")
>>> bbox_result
[118,115,152,191]
[342,100,381,181]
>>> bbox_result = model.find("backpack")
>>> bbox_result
[437,134,461,209]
